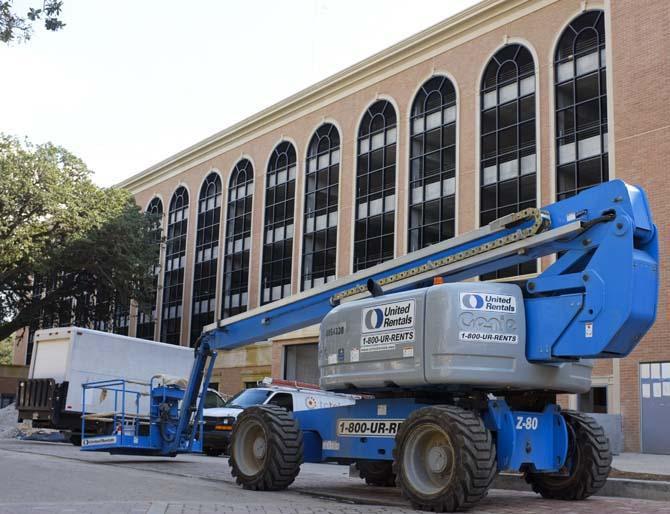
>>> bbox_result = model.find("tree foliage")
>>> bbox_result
[1,0,65,43]
[0,337,11,365]
[0,134,159,341]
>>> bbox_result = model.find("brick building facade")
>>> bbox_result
[14,0,669,452]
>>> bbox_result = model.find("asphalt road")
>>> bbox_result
[0,439,668,514]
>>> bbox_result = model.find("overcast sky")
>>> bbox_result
[1,0,477,186]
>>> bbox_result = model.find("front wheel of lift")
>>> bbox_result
[394,405,496,512]
[524,411,611,500]
[229,405,303,491]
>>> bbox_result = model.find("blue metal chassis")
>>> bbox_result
[294,398,568,472]
[81,180,658,474]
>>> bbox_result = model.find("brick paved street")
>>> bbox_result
[0,439,668,514]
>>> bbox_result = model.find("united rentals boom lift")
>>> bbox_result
[80,179,658,511]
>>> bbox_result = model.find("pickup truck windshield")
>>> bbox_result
[224,389,274,409]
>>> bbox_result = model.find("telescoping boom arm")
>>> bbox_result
[170,179,657,453]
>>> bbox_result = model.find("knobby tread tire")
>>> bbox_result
[357,460,396,487]
[524,411,612,500]
[229,405,303,491]
[393,405,496,512]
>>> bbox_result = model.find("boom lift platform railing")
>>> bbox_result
[81,179,658,511]
[81,377,204,454]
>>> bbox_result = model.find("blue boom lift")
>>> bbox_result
[81,179,658,511]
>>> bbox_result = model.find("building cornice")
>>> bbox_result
[117,0,556,193]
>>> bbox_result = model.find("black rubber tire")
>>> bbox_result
[357,460,396,487]
[229,405,303,491]
[69,434,82,446]
[524,411,612,500]
[394,405,496,512]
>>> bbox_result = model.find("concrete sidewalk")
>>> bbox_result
[493,452,670,502]
[613,453,670,476]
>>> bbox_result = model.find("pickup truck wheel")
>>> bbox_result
[229,405,303,491]
[524,411,611,500]
[69,434,82,446]
[357,460,396,486]
[394,405,496,512]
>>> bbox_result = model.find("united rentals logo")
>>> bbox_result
[364,308,385,330]
[461,293,485,309]
[459,292,516,313]
[362,300,415,333]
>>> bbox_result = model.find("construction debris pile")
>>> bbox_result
[0,403,19,439]
[0,403,66,441]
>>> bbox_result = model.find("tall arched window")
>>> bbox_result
[262,142,296,304]
[303,124,339,290]
[222,159,253,318]
[161,187,188,345]
[409,76,457,252]
[190,173,222,345]
[137,197,163,340]
[480,44,537,279]
[555,10,608,199]
[354,100,397,272]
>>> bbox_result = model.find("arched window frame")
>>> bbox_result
[137,197,163,340]
[409,75,457,252]
[480,43,537,279]
[190,172,222,345]
[354,100,397,272]
[261,142,297,304]
[222,159,254,318]
[161,186,189,345]
[554,9,608,199]
[302,123,340,290]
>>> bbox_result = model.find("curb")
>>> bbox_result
[493,473,670,501]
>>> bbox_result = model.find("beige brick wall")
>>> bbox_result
[608,0,670,451]
[211,365,272,397]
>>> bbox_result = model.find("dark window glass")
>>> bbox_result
[161,187,189,344]
[205,390,225,408]
[409,76,457,252]
[268,392,294,411]
[190,173,222,345]
[262,142,296,304]
[555,10,608,198]
[480,44,537,279]
[137,197,163,340]
[224,388,274,408]
[354,100,397,272]
[222,159,253,318]
[302,124,339,290]
[112,297,130,336]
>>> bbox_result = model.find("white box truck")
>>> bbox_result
[16,327,225,445]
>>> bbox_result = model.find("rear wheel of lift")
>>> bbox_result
[524,411,611,500]
[229,405,303,491]
[357,460,396,487]
[394,405,496,512]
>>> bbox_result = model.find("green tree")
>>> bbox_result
[1,1,65,43]
[0,337,12,365]
[0,134,159,341]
